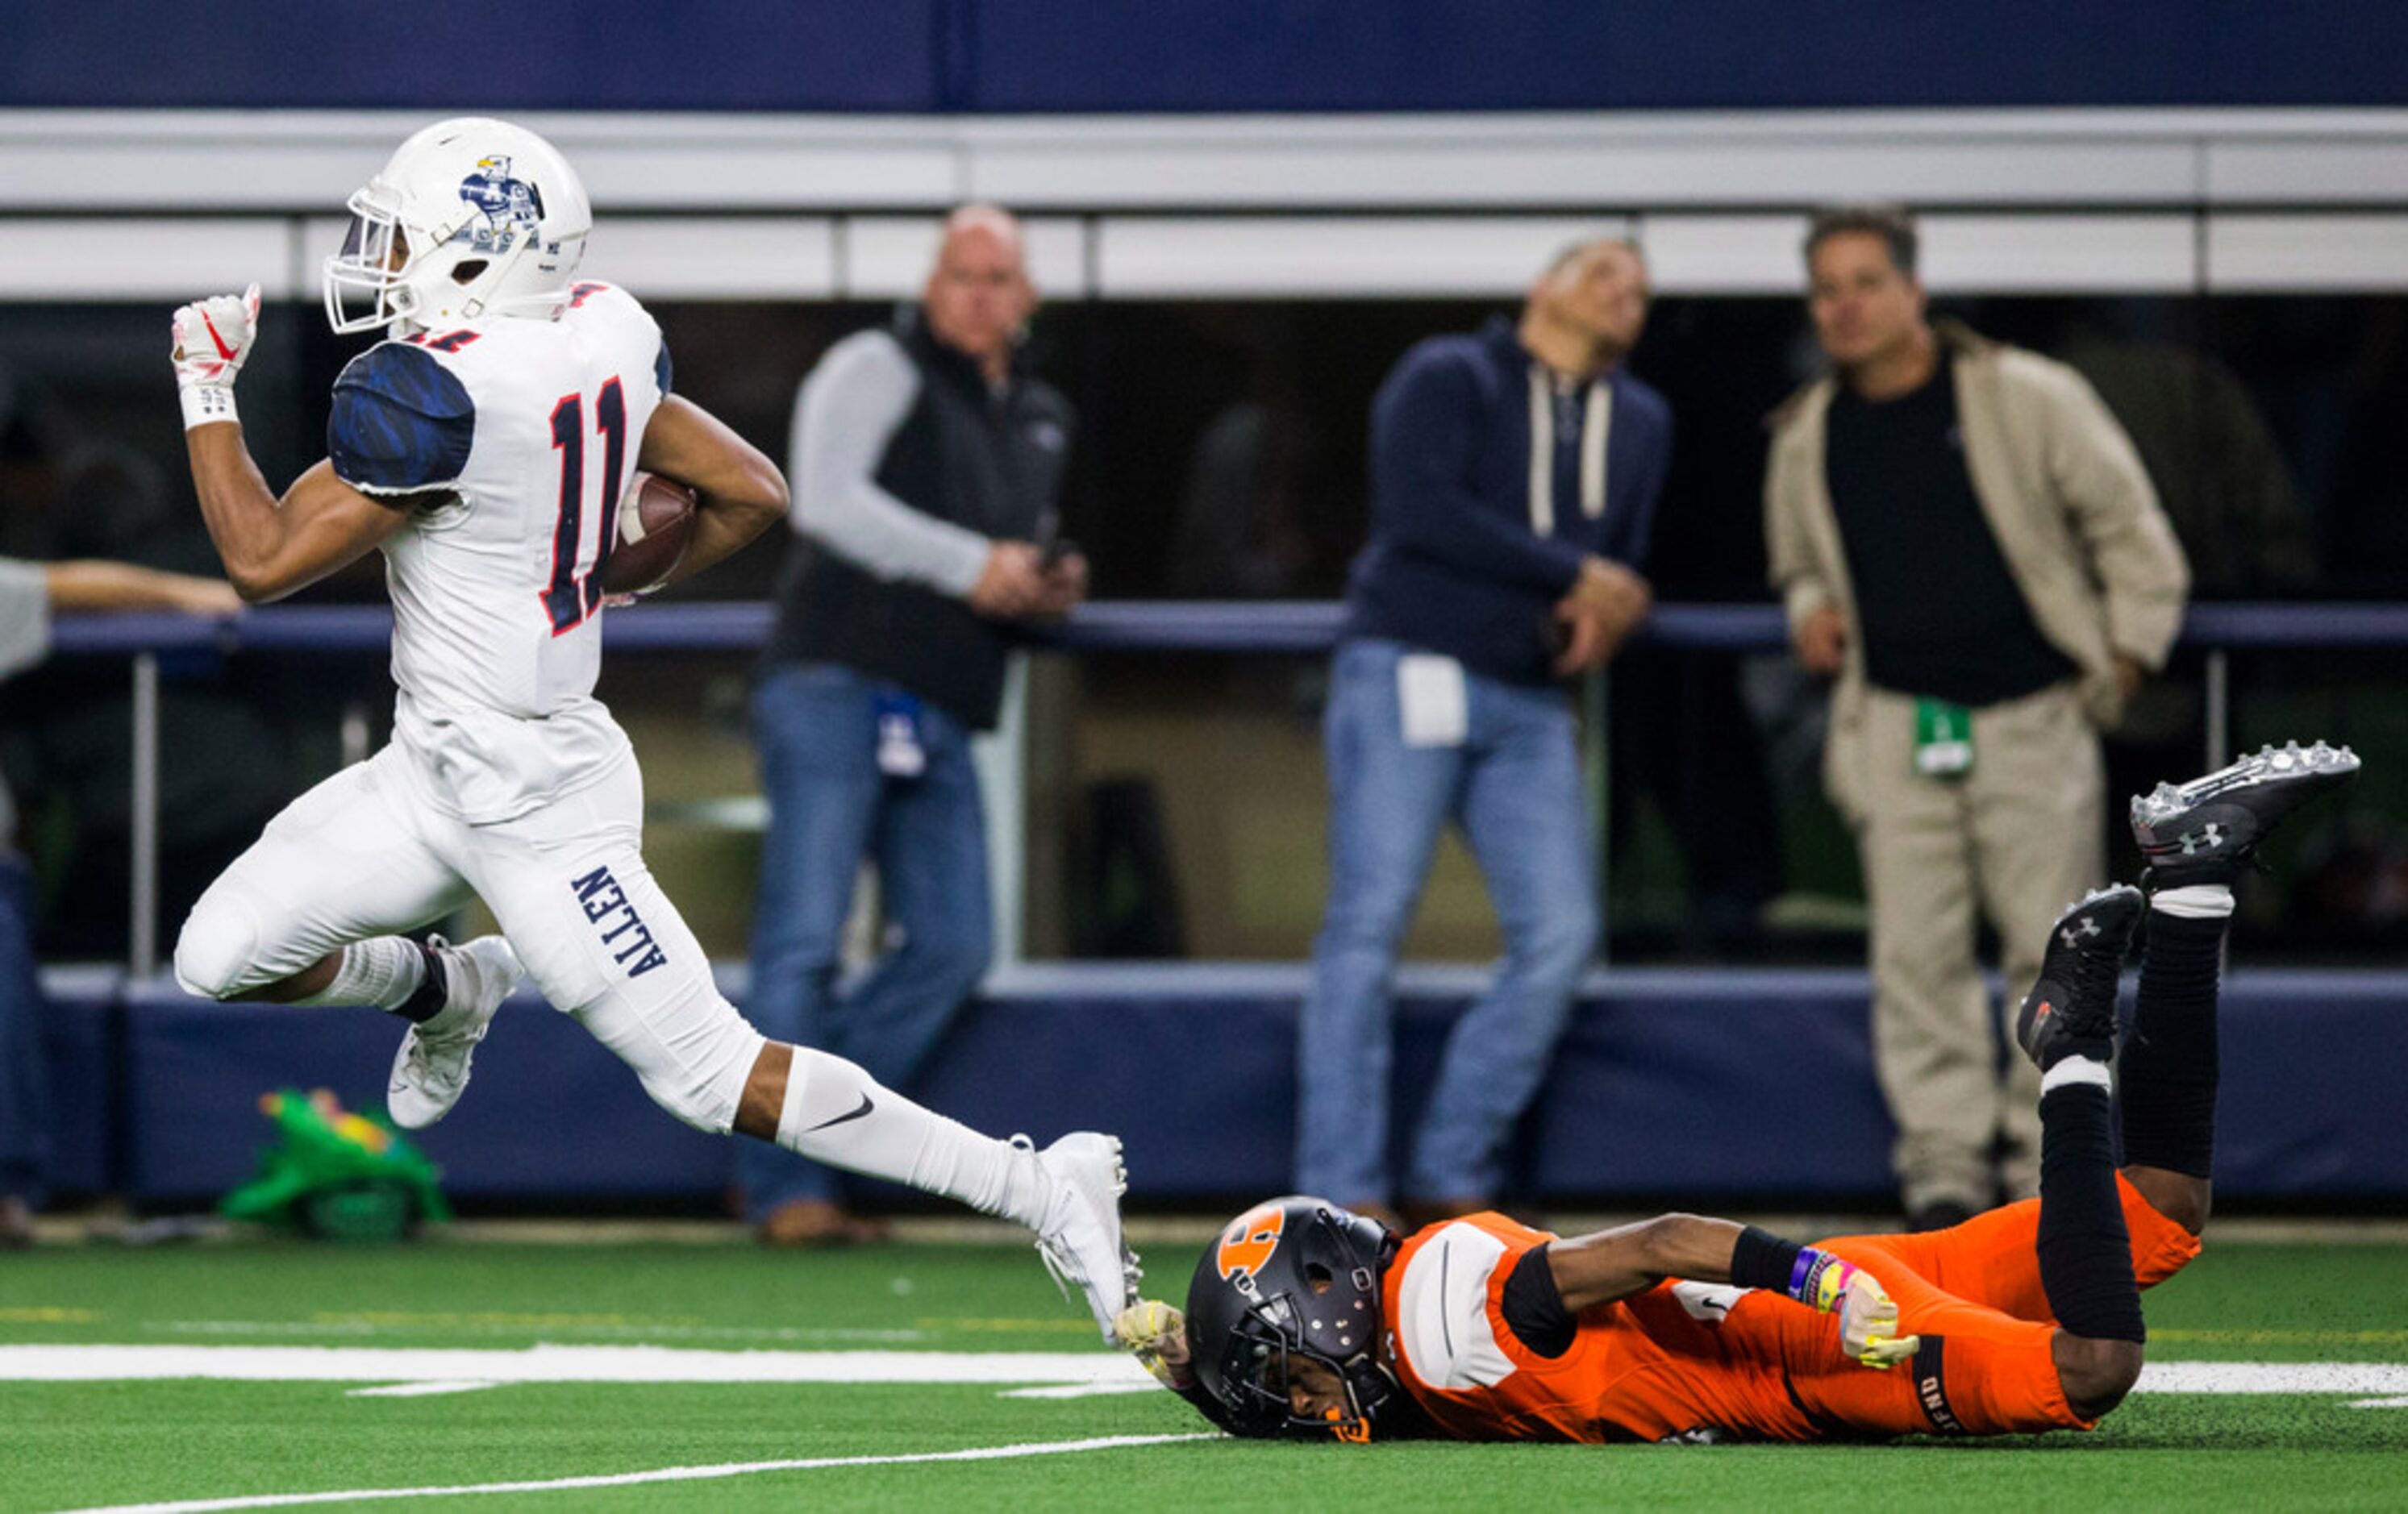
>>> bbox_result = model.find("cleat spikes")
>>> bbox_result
[2131,740,2360,889]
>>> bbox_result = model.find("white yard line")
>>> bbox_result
[52,1433,1223,1514]
[0,1344,1153,1386]
[345,1382,502,1399]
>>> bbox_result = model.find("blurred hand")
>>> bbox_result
[1794,604,1848,676]
[1031,551,1089,618]
[2113,654,2145,703]
[1568,556,1650,621]
[1553,559,1651,676]
[967,541,1050,618]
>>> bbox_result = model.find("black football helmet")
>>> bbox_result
[1184,1196,1398,1441]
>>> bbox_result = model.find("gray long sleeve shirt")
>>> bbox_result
[0,557,51,846]
[786,330,992,597]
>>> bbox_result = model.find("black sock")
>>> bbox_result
[390,942,449,1025]
[2037,1080,2146,1344]
[2120,910,2225,1178]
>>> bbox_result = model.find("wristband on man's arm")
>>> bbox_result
[1728,1226,1858,1312]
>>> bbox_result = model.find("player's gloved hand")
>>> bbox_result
[1835,1271,1919,1369]
[1114,1299,1194,1389]
[171,282,262,430]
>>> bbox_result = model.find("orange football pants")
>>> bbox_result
[1752,1175,2202,1436]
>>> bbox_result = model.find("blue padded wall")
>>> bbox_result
[45,968,2408,1209]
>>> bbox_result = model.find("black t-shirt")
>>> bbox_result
[1824,368,2075,708]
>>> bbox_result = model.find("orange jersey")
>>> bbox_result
[1380,1182,2199,1444]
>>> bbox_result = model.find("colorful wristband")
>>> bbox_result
[1787,1248,1860,1312]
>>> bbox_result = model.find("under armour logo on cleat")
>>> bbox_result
[2177,823,2226,856]
[2060,917,2102,949]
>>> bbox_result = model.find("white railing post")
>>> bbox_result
[129,651,160,980]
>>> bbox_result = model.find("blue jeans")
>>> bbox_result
[0,853,49,1207]
[738,663,992,1217]
[1296,638,1598,1206]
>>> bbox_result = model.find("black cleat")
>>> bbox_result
[2016,885,2144,1071]
[2131,741,2361,890]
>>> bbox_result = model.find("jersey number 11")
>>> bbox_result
[542,376,627,635]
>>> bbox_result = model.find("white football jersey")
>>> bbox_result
[327,281,671,823]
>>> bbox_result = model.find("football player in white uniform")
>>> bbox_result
[168,118,1136,1340]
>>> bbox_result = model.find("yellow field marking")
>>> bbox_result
[923,1316,1093,1334]
[0,1307,98,1323]
[319,1311,704,1330]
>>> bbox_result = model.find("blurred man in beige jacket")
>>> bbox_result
[1765,206,2188,1229]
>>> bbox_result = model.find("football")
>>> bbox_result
[599,471,698,595]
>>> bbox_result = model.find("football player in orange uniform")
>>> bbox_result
[1123,745,2355,1445]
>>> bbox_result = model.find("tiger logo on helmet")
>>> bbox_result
[1184,1196,1399,1441]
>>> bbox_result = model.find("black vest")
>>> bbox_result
[762,319,1073,729]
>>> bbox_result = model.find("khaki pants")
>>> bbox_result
[1835,682,2105,1213]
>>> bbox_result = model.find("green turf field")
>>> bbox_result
[4,1232,2405,1512]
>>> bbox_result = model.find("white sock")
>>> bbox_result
[2041,1054,2114,1095]
[2152,884,2235,920]
[774,1046,1050,1229]
[294,937,427,1009]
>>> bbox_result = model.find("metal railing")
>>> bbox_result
[50,600,2408,975]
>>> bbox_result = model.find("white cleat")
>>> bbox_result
[1029,1131,1142,1343]
[386,935,521,1130]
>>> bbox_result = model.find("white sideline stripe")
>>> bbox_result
[52,1433,1221,1514]
[2139,1362,2408,1394]
[2349,1396,2408,1408]
[0,1345,1153,1386]
[344,1382,500,1400]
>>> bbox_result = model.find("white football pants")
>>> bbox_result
[175,742,764,1134]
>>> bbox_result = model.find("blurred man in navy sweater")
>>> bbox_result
[1298,239,1671,1225]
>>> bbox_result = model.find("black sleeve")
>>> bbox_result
[1498,1242,1578,1358]
[1728,1225,1806,1295]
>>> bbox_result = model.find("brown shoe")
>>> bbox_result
[0,1196,32,1250]
[756,1199,888,1248]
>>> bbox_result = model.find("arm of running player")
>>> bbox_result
[173,287,423,603]
[635,394,788,584]
[185,436,421,604]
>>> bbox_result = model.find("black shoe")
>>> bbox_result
[2015,884,2144,1070]
[2131,741,2360,890]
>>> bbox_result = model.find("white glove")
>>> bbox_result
[1114,1299,1194,1390]
[1836,1271,1919,1368]
[171,283,261,430]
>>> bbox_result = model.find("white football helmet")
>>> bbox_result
[323,117,592,335]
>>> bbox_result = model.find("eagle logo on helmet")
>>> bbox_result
[456,156,547,256]
[1214,1202,1287,1299]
